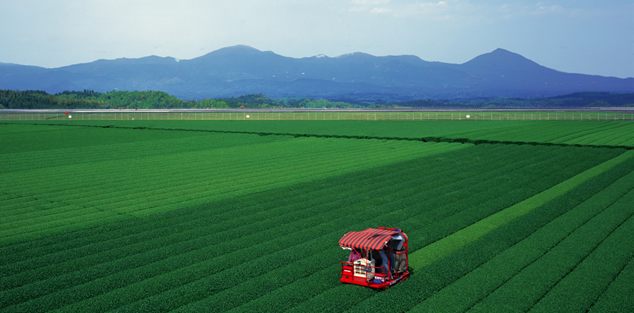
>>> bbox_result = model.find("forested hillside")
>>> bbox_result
[0,90,108,110]
[1,90,362,109]
[1,89,632,109]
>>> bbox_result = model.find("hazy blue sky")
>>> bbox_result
[1,0,632,78]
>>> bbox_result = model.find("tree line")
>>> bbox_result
[1,89,632,110]
[0,90,366,109]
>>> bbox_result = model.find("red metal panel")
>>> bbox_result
[340,260,409,289]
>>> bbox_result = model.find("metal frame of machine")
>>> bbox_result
[339,227,409,289]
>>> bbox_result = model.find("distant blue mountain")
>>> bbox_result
[1,45,632,100]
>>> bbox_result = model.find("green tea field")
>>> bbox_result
[1,119,633,312]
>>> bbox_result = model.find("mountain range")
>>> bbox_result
[1,45,632,101]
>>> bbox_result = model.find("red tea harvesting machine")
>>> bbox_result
[338,227,409,289]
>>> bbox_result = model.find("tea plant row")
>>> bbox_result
[1,122,633,312]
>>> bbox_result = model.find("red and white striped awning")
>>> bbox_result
[338,228,401,250]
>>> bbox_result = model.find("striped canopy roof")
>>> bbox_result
[338,228,401,250]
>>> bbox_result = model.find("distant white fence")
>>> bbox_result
[1,111,634,121]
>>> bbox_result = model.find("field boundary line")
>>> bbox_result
[3,121,632,150]
[408,149,634,270]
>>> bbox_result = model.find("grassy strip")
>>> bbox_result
[407,168,634,312]
[408,150,634,270]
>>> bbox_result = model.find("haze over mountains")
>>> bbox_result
[1,45,632,101]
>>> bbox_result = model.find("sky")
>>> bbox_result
[0,0,632,78]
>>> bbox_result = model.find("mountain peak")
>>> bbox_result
[463,48,543,71]
[491,48,513,54]
[191,45,270,60]
[475,48,530,61]
[2,46,632,99]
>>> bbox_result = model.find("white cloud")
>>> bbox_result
[369,7,391,14]
[0,0,631,77]
[532,2,568,15]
